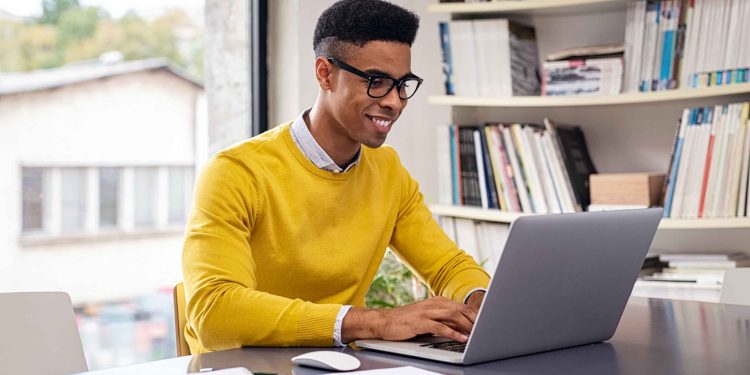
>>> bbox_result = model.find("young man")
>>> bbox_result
[182,0,489,354]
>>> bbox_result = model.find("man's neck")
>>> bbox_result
[306,104,361,168]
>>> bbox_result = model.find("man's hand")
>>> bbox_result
[342,296,478,344]
[465,290,485,313]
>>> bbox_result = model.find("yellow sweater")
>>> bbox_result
[182,123,490,353]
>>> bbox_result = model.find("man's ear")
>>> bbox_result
[314,57,333,90]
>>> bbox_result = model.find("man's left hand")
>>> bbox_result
[466,290,485,313]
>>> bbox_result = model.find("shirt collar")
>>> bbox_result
[290,109,361,173]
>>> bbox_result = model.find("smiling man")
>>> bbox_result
[182,0,490,353]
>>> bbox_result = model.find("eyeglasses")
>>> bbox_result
[327,57,423,100]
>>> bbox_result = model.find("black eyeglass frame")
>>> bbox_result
[327,57,424,100]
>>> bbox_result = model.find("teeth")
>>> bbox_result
[372,118,392,127]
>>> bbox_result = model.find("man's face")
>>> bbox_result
[326,41,412,149]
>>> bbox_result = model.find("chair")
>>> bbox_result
[720,268,750,306]
[0,292,88,375]
[173,282,191,356]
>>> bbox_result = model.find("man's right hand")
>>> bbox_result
[341,296,477,344]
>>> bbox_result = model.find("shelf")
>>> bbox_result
[429,205,750,229]
[428,83,750,108]
[430,205,525,223]
[427,0,628,15]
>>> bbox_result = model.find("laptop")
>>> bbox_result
[355,208,662,365]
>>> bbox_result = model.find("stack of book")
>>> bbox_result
[542,43,624,96]
[436,118,597,213]
[438,18,540,97]
[662,102,750,219]
[624,0,750,92]
[640,252,750,286]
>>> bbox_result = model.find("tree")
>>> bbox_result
[40,0,80,25]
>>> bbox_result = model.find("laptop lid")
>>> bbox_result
[462,208,662,364]
[356,208,662,365]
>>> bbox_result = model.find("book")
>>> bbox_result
[458,126,482,207]
[438,22,455,95]
[546,42,625,61]
[542,57,623,96]
[659,252,749,262]
[545,119,597,210]
[667,259,750,269]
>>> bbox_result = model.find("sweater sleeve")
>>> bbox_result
[182,154,341,352]
[388,160,490,303]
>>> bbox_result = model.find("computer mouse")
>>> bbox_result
[291,350,361,371]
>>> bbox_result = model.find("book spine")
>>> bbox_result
[449,125,461,205]
[663,109,689,217]
[697,107,716,218]
[494,126,522,212]
[484,125,508,211]
[438,22,455,95]
[473,130,489,209]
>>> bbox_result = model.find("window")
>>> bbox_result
[168,166,194,225]
[99,168,120,229]
[22,168,45,232]
[60,168,88,233]
[20,166,194,237]
[133,167,158,228]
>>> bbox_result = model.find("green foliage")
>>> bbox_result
[40,0,80,25]
[365,250,429,308]
[56,7,102,48]
[0,0,203,80]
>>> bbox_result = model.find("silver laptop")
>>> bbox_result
[356,208,662,365]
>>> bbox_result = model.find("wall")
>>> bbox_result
[204,0,251,154]
[0,71,200,303]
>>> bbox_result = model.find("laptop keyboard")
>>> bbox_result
[421,341,467,353]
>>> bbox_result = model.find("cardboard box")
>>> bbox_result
[589,173,665,206]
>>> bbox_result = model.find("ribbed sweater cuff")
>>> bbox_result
[297,303,342,346]
[448,272,490,303]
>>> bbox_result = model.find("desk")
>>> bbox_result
[79,297,750,375]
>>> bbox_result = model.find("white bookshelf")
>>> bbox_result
[428,0,628,15]
[428,1,750,257]
[429,83,750,108]
[430,204,750,230]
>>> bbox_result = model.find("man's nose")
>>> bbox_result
[378,85,406,111]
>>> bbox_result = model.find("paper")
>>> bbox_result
[189,367,254,375]
[324,366,442,375]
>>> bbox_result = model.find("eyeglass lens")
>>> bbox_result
[368,77,420,99]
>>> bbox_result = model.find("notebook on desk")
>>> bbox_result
[356,208,663,365]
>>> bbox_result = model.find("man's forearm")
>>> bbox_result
[341,307,383,343]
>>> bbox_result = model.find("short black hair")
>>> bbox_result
[313,0,420,59]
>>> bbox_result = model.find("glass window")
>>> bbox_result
[168,167,193,225]
[133,167,157,228]
[22,168,45,232]
[60,168,88,233]
[99,168,120,228]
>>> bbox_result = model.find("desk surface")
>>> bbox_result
[81,297,750,375]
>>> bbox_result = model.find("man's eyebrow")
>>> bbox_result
[364,68,418,80]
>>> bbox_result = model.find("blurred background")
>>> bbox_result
[0,0,204,369]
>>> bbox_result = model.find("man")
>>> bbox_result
[182,0,489,354]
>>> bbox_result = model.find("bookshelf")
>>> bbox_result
[427,0,628,15]
[430,204,750,230]
[429,83,750,108]
[427,0,750,257]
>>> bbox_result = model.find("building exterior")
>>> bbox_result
[0,58,206,304]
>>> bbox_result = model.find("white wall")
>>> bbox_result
[204,0,251,154]
[268,0,450,203]
[0,71,200,303]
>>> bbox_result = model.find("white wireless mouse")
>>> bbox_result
[291,350,361,371]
